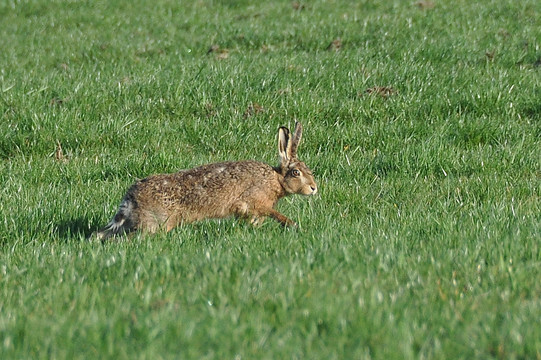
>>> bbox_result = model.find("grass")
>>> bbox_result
[1,0,540,358]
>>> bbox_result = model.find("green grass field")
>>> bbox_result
[1,0,540,358]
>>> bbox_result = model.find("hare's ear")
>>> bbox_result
[288,122,303,159]
[278,126,290,165]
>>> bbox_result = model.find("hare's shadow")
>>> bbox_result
[55,216,99,240]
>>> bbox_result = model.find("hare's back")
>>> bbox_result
[132,160,277,205]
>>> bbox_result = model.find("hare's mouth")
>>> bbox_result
[302,185,317,196]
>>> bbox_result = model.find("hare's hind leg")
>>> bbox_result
[137,208,181,234]
[249,216,265,226]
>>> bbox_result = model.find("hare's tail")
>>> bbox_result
[92,197,136,241]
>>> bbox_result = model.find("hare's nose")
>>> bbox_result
[310,185,317,194]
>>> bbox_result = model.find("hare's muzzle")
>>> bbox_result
[301,182,317,195]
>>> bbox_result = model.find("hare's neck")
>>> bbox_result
[273,167,289,198]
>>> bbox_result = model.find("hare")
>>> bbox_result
[93,122,317,240]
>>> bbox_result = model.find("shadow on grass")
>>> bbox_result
[54,217,99,240]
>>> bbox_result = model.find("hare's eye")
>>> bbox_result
[291,169,301,177]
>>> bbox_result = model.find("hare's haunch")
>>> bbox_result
[94,122,317,240]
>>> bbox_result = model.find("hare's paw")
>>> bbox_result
[249,216,266,227]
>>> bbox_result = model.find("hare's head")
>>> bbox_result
[277,122,318,196]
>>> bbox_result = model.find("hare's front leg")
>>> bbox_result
[267,209,297,227]
[233,200,296,227]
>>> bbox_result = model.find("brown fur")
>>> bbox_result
[93,122,317,240]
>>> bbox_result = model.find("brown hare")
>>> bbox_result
[93,122,317,240]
